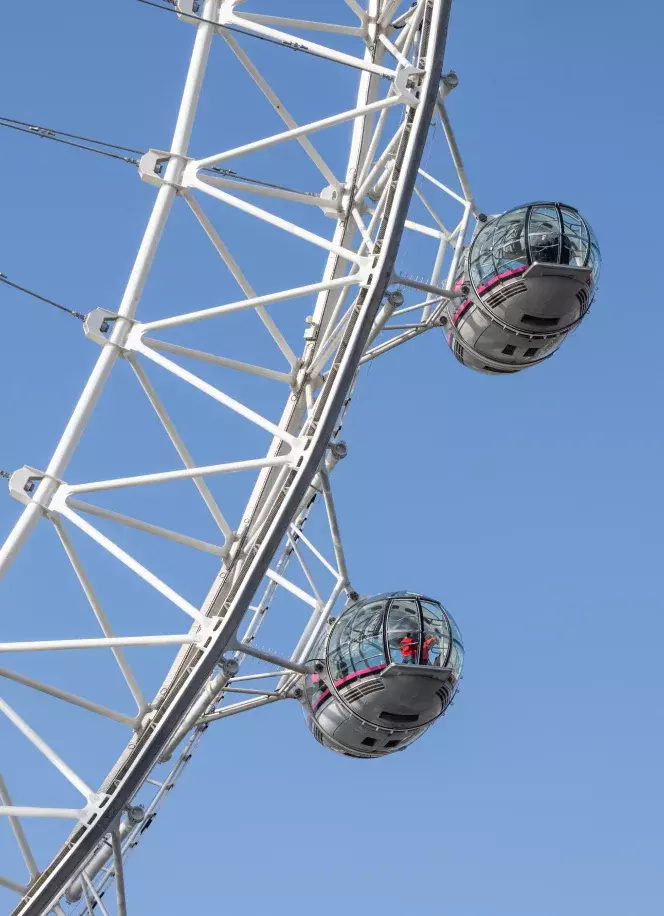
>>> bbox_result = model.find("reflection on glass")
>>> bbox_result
[387,598,421,664]
[420,600,451,667]
[560,207,589,267]
[449,639,464,681]
[467,203,600,296]
[528,206,561,263]
[587,225,601,284]
[493,211,528,274]
[421,633,439,665]
[328,597,387,681]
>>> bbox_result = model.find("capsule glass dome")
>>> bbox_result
[447,202,600,374]
[301,592,463,758]
[469,203,600,292]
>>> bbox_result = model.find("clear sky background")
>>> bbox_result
[0,2,662,915]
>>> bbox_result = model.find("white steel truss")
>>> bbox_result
[0,2,481,913]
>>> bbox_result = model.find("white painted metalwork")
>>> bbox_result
[0,2,483,913]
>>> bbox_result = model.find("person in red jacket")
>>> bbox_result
[421,635,438,665]
[399,633,418,663]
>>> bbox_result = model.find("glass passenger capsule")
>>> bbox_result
[300,591,464,758]
[446,202,600,374]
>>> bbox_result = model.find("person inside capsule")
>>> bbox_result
[399,632,418,663]
[311,593,463,689]
[302,593,465,757]
[468,203,595,292]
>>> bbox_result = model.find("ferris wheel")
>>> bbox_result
[0,2,600,914]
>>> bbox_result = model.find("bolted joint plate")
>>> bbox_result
[9,467,70,518]
[139,149,176,188]
[9,466,49,507]
[84,308,124,347]
[394,65,424,107]
[319,184,344,219]
[176,0,201,22]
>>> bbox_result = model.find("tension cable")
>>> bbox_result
[0,275,85,321]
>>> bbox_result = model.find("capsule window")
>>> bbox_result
[379,711,419,724]
[328,598,387,682]
[420,600,451,667]
[361,737,377,747]
[528,206,561,264]
[501,344,516,355]
[522,314,559,328]
[560,208,589,266]
[385,739,401,749]
[524,347,539,358]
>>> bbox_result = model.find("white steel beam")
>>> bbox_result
[360,326,428,363]
[193,95,405,171]
[265,568,319,609]
[224,13,396,79]
[0,635,198,654]
[0,808,81,820]
[278,577,348,695]
[0,0,218,581]
[0,875,26,895]
[319,472,350,588]
[199,695,280,722]
[187,173,369,266]
[233,13,364,37]
[65,456,290,496]
[132,339,301,445]
[414,185,451,233]
[83,875,110,916]
[0,697,93,800]
[57,508,207,625]
[436,97,478,211]
[220,31,340,188]
[110,832,127,916]
[221,687,286,698]
[182,191,298,367]
[343,0,367,21]
[289,525,339,579]
[356,121,405,198]
[418,165,467,206]
[0,667,138,727]
[229,671,290,682]
[422,236,449,320]
[445,203,473,288]
[139,273,362,333]
[196,172,326,208]
[0,773,39,880]
[142,337,292,384]
[235,642,310,675]
[392,274,458,298]
[286,531,323,605]
[67,499,226,558]
[54,519,148,713]
[128,356,232,538]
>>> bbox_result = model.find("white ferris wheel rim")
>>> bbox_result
[0,2,477,914]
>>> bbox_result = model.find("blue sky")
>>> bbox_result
[0,1,662,915]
